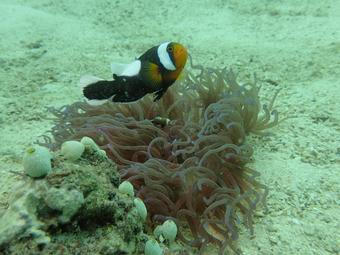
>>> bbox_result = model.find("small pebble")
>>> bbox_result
[303,225,315,236]
[267,224,278,233]
[269,236,279,245]
[289,218,301,225]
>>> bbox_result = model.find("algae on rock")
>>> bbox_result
[0,144,148,255]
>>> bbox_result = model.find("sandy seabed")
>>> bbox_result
[0,0,339,254]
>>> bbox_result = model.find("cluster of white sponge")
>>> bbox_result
[23,136,106,178]
[21,138,178,255]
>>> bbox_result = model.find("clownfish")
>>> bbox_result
[80,42,188,105]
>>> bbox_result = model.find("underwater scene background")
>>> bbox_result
[0,0,339,254]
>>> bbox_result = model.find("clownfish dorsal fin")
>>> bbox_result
[140,61,162,89]
[111,60,141,77]
[110,62,128,75]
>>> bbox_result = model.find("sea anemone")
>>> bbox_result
[43,61,279,254]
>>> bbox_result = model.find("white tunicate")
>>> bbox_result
[80,136,99,152]
[61,140,85,161]
[118,181,134,196]
[144,239,163,255]
[99,149,107,157]
[80,137,107,158]
[153,225,163,239]
[133,198,147,221]
[23,146,52,178]
[161,219,177,243]
[80,136,108,159]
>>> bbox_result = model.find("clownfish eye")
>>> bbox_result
[167,46,173,52]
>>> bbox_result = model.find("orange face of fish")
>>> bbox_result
[172,43,188,69]
[165,43,188,83]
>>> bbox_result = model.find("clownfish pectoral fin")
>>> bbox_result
[177,68,187,81]
[140,61,162,89]
[153,87,168,101]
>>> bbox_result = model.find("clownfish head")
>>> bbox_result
[157,42,188,71]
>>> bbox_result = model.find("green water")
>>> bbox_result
[0,1,339,254]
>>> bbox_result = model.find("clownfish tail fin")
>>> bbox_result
[83,80,116,100]
[80,75,118,105]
